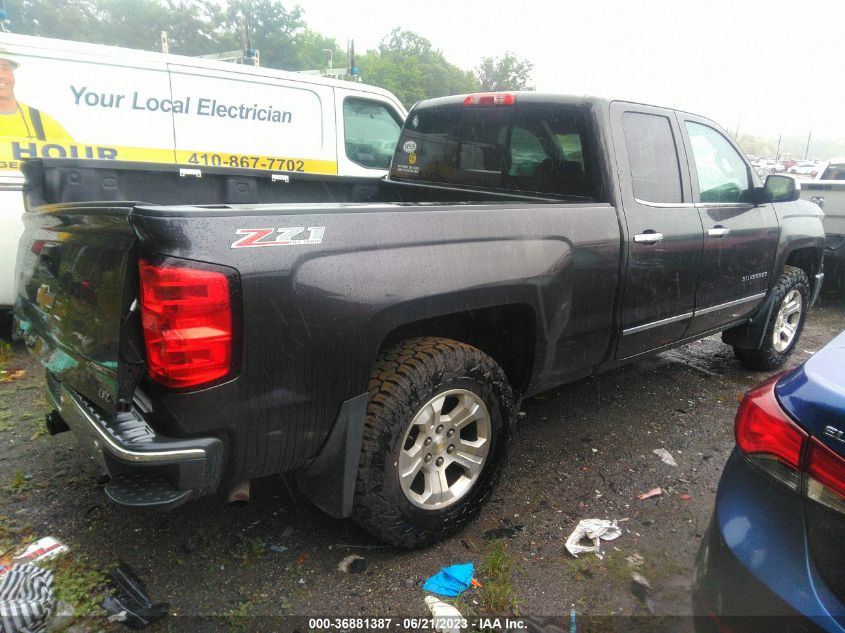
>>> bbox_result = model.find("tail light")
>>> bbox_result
[736,373,845,514]
[736,374,807,490]
[139,259,233,388]
[463,93,516,106]
[806,438,845,514]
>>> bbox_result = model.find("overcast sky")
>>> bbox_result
[294,0,844,140]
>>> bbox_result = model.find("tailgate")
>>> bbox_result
[801,180,845,236]
[14,200,137,416]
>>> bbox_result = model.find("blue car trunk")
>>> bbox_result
[777,329,845,604]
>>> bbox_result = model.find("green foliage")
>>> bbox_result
[4,1,536,111]
[481,540,517,614]
[476,52,534,91]
[357,28,478,107]
[44,555,108,619]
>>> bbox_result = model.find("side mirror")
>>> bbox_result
[764,174,801,203]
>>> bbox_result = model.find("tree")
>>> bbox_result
[357,28,477,107]
[475,52,534,91]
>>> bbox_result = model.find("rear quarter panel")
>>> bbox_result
[131,201,620,481]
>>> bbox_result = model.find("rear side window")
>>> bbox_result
[343,98,403,169]
[621,112,683,204]
[391,103,595,199]
[821,165,845,180]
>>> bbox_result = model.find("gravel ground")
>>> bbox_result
[1,295,843,632]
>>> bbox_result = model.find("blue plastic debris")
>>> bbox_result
[422,562,474,597]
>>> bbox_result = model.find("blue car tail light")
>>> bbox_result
[735,372,845,514]
[736,373,808,491]
[806,438,845,514]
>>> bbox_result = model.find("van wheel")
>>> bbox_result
[352,337,514,548]
[734,265,809,370]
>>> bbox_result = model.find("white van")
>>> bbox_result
[0,33,407,310]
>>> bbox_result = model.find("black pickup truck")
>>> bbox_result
[14,93,825,547]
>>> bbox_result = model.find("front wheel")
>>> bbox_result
[352,337,514,548]
[734,265,809,370]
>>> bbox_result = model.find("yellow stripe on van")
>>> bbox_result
[0,139,338,175]
[174,150,337,174]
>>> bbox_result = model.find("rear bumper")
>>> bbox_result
[47,373,223,508]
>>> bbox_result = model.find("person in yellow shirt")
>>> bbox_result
[0,56,72,140]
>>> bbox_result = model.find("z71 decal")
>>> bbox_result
[231,226,325,248]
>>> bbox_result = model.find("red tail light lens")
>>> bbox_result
[806,438,845,514]
[139,259,233,388]
[463,93,516,106]
[735,373,808,491]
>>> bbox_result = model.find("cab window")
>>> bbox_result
[685,121,751,203]
[621,111,683,204]
[343,98,403,169]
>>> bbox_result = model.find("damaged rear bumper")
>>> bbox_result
[47,372,223,509]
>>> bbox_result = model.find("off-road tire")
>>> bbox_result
[352,337,514,548]
[734,265,810,370]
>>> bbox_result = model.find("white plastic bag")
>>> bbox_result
[565,519,622,558]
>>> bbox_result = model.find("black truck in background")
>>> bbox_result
[14,93,825,547]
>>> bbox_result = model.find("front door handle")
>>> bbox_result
[708,225,730,237]
[634,231,664,244]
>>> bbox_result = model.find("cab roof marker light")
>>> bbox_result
[462,93,516,106]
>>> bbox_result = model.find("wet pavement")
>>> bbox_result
[1,294,843,631]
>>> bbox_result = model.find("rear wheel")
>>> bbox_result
[352,337,514,548]
[734,265,809,370]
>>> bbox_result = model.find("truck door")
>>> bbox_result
[676,115,779,336]
[611,103,703,359]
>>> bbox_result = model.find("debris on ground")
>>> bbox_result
[637,487,663,500]
[101,562,168,629]
[652,448,678,467]
[424,595,464,633]
[268,545,288,554]
[0,368,26,382]
[280,526,294,539]
[564,519,622,559]
[337,555,366,574]
[630,571,653,603]
[625,553,644,567]
[422,562,474,597]
[680,494,691,501]
[2,537,68,576]
[482,524,524,540]
[45,600,74,632]
[0,564,54,633]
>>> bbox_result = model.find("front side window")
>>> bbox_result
[621,111,683,204]
[343,98,403,169]
[685,121,751,203]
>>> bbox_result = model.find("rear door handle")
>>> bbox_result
[708,225,730,237]
[633,231,664,244]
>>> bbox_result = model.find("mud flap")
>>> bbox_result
[296,393,367,518]
[721,293,777,350]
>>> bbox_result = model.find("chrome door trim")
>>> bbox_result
[693,292,766,317]
[622,292,767,337]
[622,311,694,336]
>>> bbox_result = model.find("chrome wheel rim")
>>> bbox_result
[773,289,802,352]
[397,389,491,510]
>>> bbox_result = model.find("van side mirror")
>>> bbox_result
[764,174,801,203]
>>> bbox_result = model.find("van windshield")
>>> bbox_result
[391,102,595,199]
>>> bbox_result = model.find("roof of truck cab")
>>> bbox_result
[0,32,404,106]
[412,92,717,121]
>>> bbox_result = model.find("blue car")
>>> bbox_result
[694,329,845,632]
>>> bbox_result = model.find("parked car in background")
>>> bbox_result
[755,159,780,178]
[693,329,845,632]
[801,158,845,291]
[789,160,820,176]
